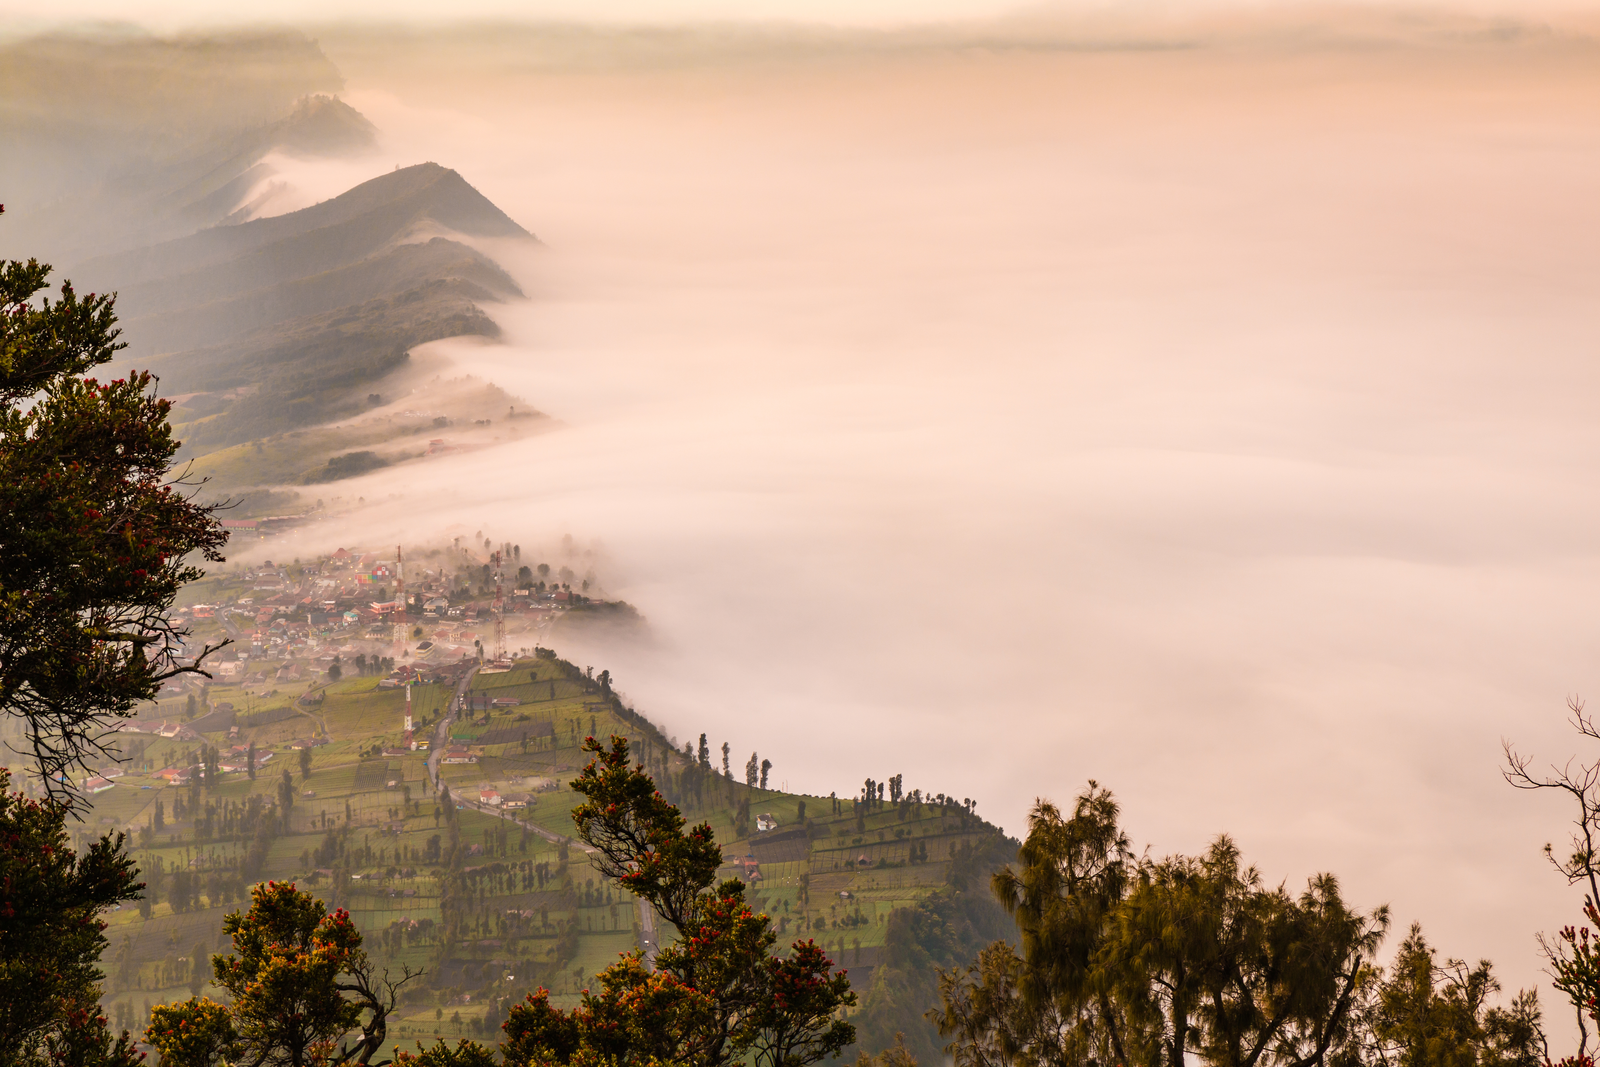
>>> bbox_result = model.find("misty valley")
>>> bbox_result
[6,12,1600,1067]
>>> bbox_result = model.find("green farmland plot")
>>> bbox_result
[82,653,1010,1062]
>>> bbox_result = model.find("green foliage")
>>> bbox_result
[502,961,715,1066]
[1109,840,1384,1067]
[1364,925,1544,1067]
[213,881,365,1063]
[396,1038,499,1066]
[854,1033,920,1067]
[502,735,856,1067]
[571,734,721,932]
[145,997,238,1067]
[0,254,228,796]
[937,783,1392,1067]
[852,838,1014,1063]
[152,880,418,1066]
[0,767,144,1065]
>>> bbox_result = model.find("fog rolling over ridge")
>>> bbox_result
[31,7,1600,1006]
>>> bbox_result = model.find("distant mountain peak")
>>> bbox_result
[80,161,534,290]
[277,162,533,242]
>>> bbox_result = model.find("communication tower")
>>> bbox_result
[392,544,407,652]
[404,683,415,749]
[493,550,507,664]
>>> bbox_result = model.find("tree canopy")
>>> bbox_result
[498,734,856,1067]
[0,766,145,1066]
[933,782,1543,1067]
[145,880,418,1067]
[0,245,228,799]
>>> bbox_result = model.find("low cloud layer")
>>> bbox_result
[228,11,1600,1008]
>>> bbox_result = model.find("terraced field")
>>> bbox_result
[83,652,1007,1061]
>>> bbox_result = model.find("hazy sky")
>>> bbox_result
[6,0,1600,33]
[161,10,1600,1021]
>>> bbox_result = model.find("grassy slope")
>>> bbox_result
[178,375,543,494]
[87,646,1008,1060]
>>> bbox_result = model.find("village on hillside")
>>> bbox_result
[17,536,1006,1061]
[66,538,601,802]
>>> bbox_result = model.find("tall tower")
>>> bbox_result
[493,551,506,664]
[392,544,407,652]
[404,683,415,749]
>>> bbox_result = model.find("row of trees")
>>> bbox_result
[352,653,396,677]
[691,732,775,791]
[927,783,1545,1067]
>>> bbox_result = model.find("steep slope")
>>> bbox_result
[80,162,528,298]
[122,237,515,353]
[6,34,543,499]
[76,629,1014,1064]
[147,94,380,231]
[69,164,536,468]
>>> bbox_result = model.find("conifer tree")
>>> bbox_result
[937,783,1393,1067]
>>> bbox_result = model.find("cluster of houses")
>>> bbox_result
[161,543,608,700]
[449,774,556,813]
[476,785,533,810]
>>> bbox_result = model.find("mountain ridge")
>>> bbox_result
[65,162,545,481]
[79,164,530,298]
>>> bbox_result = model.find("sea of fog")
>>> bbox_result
[241,19,1600,1005]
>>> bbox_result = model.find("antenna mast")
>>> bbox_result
[493,550,506,664]
[404,682,415,749]
[393,544,407,654]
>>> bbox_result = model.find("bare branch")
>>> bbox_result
[1504,699,1600,909]
[330,961,424,1067]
